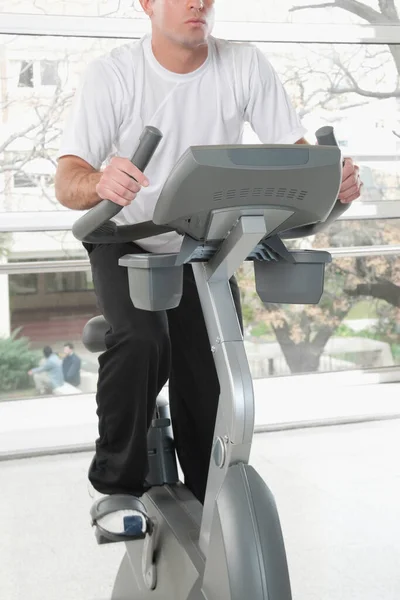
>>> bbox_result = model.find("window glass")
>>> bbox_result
[1,220,398,405]
[40,60,60,86]
[1,0,399,24]
[1,36,398,212]
[44,270,93,293]
[17,60,33,87]
[4,230,85,259]
[1,269,100,402]
[9,272,38,295]
[239,218,400,377]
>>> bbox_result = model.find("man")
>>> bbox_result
[62,342,81,387]
[55,0,362,537]
[29,346,64,395]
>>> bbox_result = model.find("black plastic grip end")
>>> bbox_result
[131,126,163,173]
[315,126,338,147]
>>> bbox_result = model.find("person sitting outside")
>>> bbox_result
[28,346,64,395]
[62,342,82,387]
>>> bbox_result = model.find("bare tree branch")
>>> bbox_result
[345,281,400,307]
[290,1,336,8]
[328,48,400,97]
[289,0,396,23]
[0,123,39,155]
[333,99,371,110]
[0,85,74,173]
[329,86,400,98]
[379,0,400,21]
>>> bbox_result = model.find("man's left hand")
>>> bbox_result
[339,158,362,204]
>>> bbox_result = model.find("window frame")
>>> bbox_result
[1,13,400,43]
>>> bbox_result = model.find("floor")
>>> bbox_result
[1,419,399,600]
[1,376,399,457]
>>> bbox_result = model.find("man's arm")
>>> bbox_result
[55,155,149,211]
[31,359,51,374]
[55,156,102,210]
[55,58,149,211]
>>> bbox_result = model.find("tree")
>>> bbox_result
[290,2,400,102]
[0,34,120,211]
[282,1,400,146]
[0,41,75,212]
[238,252,359,374]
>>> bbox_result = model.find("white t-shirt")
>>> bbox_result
[58,34,306,253]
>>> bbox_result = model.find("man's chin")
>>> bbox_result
[180,33,211,49]
[180,21,214,47]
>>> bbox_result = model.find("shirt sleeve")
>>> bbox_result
[57,58,124,170]
[244,47,307,145]
[32,359,51,374]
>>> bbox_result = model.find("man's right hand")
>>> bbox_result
[95,157,149,207]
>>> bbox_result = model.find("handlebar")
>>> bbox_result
[72,126,163,242]
[72,124,346,245]
[315,125,338,147]
[281,125,349,239]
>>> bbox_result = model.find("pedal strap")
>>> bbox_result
[90,494,152,544]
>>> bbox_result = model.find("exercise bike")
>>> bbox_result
[73,125,345,600]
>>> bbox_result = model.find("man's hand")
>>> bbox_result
[338,158,362,204]
[95,157,149,208]
[28,370,33,376]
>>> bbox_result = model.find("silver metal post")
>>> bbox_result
[193,215,267,556]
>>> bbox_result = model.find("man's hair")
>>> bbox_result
[43,346,53,358]
[64,342,74,350]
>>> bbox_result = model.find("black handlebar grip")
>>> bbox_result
[281,125,348,239]
[72,126,163,241]
[315,125,338,147]
[316,125,349,223]
[129,125,163,172]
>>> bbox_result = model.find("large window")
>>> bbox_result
[0,3,399,403]
[2,244,398,406]
[1,35,399,212]
[1,0,399,24]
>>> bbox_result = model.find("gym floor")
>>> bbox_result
[1,418,399,600]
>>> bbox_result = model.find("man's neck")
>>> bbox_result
[151,34,209,74]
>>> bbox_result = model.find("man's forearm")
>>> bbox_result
[56,166,103,211]
[32,364,48,374]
